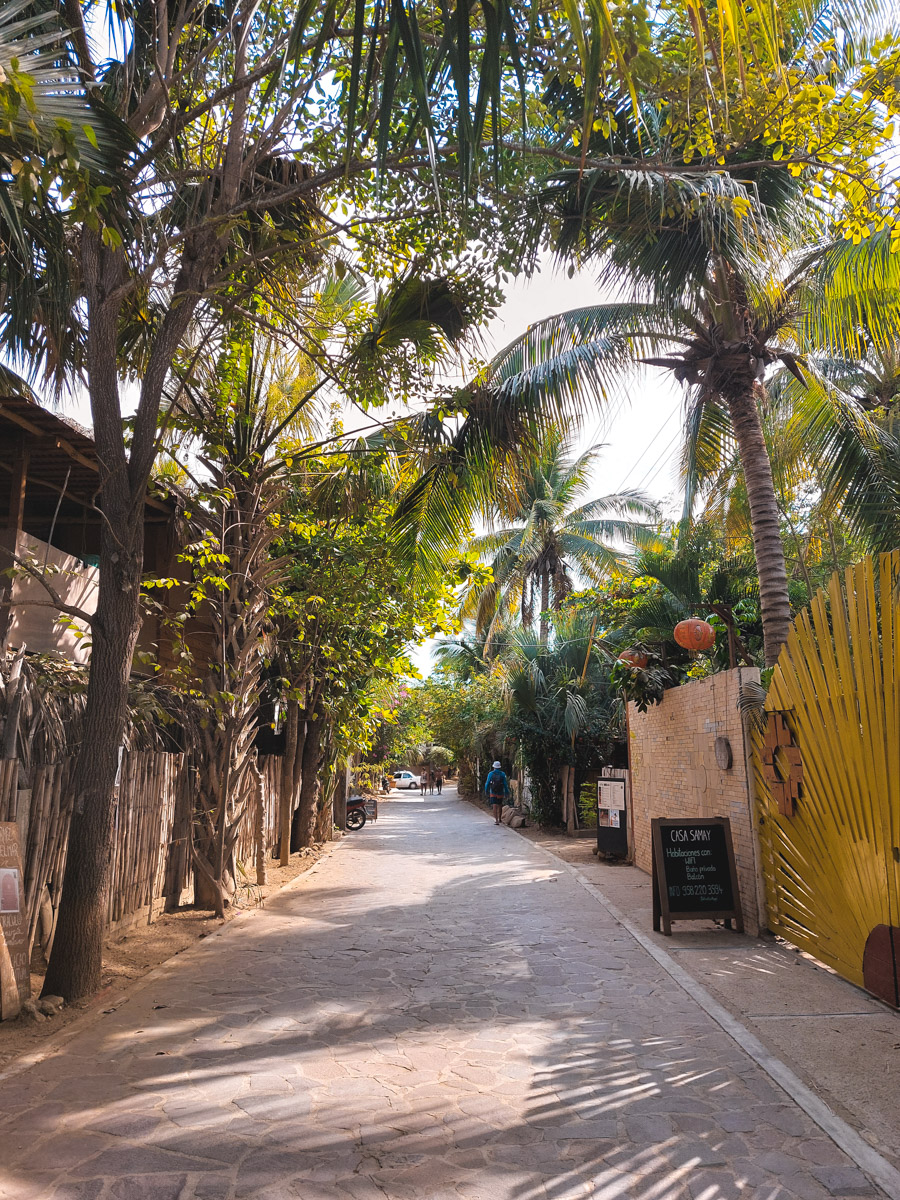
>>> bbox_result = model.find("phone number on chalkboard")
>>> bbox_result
[668,883,725,898]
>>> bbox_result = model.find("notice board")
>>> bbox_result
[596,778,627,858]
[0,821,29,1018]
[651,817,742,936]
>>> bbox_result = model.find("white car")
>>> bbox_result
[393,771,421,790]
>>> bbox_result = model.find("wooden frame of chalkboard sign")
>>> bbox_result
[651,817,743,936]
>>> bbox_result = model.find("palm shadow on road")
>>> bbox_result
[0,796,824,1200]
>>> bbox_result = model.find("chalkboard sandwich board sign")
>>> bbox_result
[651,817,743,936]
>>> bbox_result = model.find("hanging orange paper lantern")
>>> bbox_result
[673,618,716,652]
[618,648,649,669]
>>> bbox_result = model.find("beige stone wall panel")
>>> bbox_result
[628,667,766,934]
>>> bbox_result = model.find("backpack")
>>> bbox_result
[486,769,506,798]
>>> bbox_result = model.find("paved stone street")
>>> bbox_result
[0,788,883,1200]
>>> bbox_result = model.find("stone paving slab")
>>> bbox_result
[0,788,885,1199]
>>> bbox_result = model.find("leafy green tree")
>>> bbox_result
[417,674,508,795]
[273,463,459,845]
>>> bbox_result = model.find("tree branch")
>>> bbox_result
[6,554,96,626]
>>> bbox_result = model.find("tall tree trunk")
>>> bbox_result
[722,385,791,666]
[539,571,550,645]
[43,222,206,996]
[42,508,143,999]
[279,700,299,865]
[292,718,323,849]
[251,760,266,886]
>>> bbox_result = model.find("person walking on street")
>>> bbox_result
[420,773,427,797]
[436,771,443,795]
[429,771,436,795]
[485,761,509,825]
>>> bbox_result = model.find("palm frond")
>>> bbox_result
[798,232,900,359]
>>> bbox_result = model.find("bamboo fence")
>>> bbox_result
[3,751,282,959]
[0,759,16,820]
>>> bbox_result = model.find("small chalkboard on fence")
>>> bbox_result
[651,817,743,936]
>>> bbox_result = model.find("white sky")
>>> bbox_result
[484,263,684,503]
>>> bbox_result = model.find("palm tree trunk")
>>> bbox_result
[722,385,791,666]
[539,571,550,645]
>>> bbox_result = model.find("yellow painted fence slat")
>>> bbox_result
[753,553,900,1000]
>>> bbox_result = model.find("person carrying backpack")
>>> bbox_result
[484,761,509,825]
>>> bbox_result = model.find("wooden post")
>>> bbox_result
[0,434,29,651]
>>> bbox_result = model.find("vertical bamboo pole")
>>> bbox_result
[252,760,266,885]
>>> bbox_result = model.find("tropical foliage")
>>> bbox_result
[462,432,658,646]
[1,0,898,997]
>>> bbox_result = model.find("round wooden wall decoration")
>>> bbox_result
[714,736,733,770]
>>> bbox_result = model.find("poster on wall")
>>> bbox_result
[598,780,625,812]
[0,869,21,912]
[0,823,30,1018]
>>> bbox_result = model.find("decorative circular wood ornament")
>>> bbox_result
[714,736,733,770]
[673,618,716,652]
[761,711,803,816]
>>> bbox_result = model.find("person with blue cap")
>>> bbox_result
[484,761,509,825]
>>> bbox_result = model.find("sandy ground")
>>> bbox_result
[0,842,331,1071]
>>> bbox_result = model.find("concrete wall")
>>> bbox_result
[628,667,766,935]
[7,531,97,663]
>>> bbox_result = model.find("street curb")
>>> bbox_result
[0,839,344,1087]
[518,828,900,1200]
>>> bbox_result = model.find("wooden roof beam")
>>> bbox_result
[0,403,171,514]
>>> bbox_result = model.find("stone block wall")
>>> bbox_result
[628,667,766,935]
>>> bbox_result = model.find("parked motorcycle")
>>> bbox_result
[345,795,367,830]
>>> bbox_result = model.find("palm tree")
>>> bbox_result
[431,629,495,681]
[775,348,900,556]
[456,165,900,667]
[627,533,761,669]
[463,432,658,646]
[691,346,900,574]
[501,610,618,828]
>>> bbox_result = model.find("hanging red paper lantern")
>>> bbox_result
[673,618,716,652]
[618,648,649,669]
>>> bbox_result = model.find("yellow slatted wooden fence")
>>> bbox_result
[753,552,900,1005]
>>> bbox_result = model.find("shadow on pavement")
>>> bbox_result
[0,790,863,1200]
